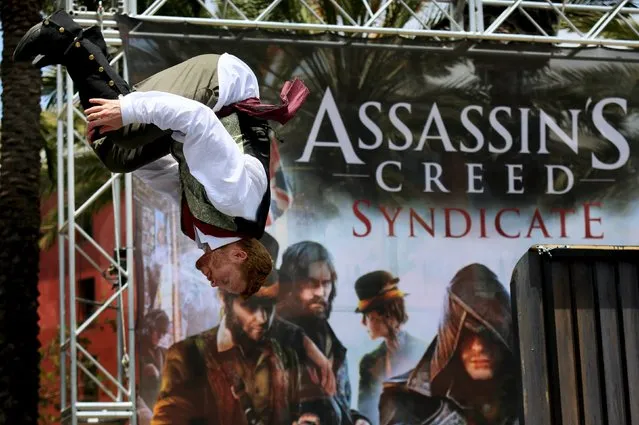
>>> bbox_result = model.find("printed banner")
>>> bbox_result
[124,17,639,425]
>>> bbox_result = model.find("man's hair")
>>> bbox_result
[367,298,409,326]
[278,241,337,304]
[139,309,170,347]
[236,238,273,298]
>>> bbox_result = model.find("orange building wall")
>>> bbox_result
[38,194,137,424]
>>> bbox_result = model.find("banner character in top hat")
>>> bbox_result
[354,271,427,425]
[13,10,310,298]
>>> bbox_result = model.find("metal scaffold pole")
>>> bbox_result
[54,0,639,424]
[64,69,79,425]
[68,0,639,48]
[58,1,136,424]
[56,63,67,417]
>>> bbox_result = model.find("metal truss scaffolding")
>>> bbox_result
[56,0,639,424]
[57,1,137,424]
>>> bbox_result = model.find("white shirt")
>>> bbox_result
[121,53,268,251]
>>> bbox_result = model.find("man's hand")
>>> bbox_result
[307,357,336,396]
[85,98,124,140]
[318,358,336,396]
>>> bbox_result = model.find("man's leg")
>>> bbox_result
[14,10,222,171]
[101,53,222,149]
[12,10,171,170]
[89,55,224,172]
[64,44,228,173]
[53,29,174,170]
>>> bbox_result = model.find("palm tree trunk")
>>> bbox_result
[0,1,45,424]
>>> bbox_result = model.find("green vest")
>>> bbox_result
[171,113,245,233]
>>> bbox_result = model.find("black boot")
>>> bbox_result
[13,9,85,67]
[12,8,129,109]
[83,26,112,62]
[63,37,131,109]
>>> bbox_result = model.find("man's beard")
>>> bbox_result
[289,296,333,337]
[228,312,269,355]
[277,293,334,337]
[302,295,332,321]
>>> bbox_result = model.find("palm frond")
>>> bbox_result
[39,108,91,194]
[528,62,639,96]
[136,0,211,17]
[563,10,639,41]
[41,66,60,111]
[40,111,59,193]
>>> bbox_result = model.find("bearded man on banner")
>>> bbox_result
[14,10,309,298]
[151,276,331,425]
[378,264,519,425]
[276,241,372,425]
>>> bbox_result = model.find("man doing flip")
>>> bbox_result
[14,10,310,298]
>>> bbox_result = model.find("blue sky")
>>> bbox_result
[1,28,4,118]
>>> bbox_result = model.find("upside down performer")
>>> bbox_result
[14,10,310,298]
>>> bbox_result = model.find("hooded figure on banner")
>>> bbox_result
[379,264,519,425]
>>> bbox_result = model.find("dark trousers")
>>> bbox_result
[66,39,221,173]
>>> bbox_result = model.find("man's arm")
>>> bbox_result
[151,344,202,425]
[302,336,337,396]
[92,132,172,173]
[119,91,268,221]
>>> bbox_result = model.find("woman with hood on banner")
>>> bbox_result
[379,264,519,425]
[13,9,310,299]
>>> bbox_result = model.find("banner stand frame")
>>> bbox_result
[56,0,639,424]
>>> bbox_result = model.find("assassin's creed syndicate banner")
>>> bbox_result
[123,17,639,425]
